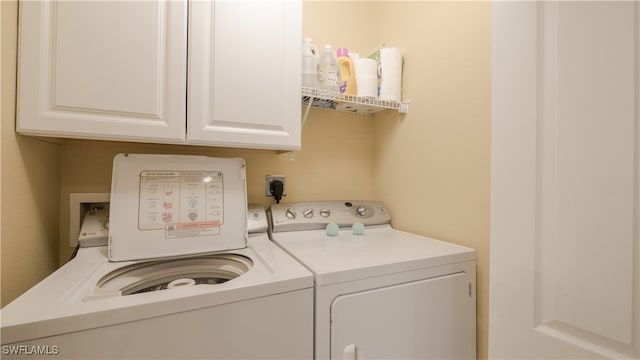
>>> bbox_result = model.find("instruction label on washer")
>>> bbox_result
[138,171,224,238]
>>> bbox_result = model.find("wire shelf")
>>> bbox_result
[301,87,408,117]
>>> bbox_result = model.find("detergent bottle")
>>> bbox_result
[337,47,357,95]
[318,44,339,92]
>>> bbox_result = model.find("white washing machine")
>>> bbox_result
[0,154,313,359]
[268,201,477,360]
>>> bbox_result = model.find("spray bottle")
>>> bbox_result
[301,37,320,89]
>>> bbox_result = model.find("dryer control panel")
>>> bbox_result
[269,201,391,232]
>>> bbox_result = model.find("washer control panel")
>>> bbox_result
[269,201,391,232]
[248,204,268,234]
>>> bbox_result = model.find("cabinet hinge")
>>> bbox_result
[469,282,472,297]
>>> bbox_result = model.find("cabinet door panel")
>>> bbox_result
[188,0,301,150]
[18,1,187,143]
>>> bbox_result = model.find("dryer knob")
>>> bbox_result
[355,206,368,217]
[319,209,331,218]
[285,209,296,220]
[303,208,314,218]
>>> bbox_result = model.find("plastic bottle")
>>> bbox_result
[318,44,339,92]
[337,47,357,95]
[301,37,320,89]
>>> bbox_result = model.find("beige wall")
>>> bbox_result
[2,1,490,359]
[57,111,374,262]
[305,2,491,358]
[1,0,61,307]
[370,2,491,359]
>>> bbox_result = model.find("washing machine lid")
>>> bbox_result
[108,154,248,261]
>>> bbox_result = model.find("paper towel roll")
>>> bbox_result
[355,58,378,98]
[379,47,402,102]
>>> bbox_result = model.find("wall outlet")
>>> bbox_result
[265,175,286,197]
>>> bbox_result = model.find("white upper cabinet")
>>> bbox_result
[188,1,301,150]
[17,0,302,150]
[17,1,188,143]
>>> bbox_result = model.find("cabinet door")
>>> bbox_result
[18,1,187,143]
[188,0,302,150]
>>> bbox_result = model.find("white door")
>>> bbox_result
[331,273,473,360]
[187,0,302,150]
[17,1,187,143]
[490,2,640,359]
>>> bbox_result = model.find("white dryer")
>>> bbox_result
[1,154,313,359]
[269,201,476,360]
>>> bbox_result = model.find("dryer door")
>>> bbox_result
[330,272,473,359]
